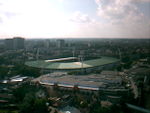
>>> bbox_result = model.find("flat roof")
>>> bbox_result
[45,57,77,62]
[34,72,122,91]
[25,56,119,70]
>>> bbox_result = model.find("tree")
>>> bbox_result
[117,65,122,71]
[20,93,48,113]
[122,56,130,63]
[33,98,48,113]
[13,84,38,103]
[20,93,35,113]
[0,66,9,79]
[12,65,41,77]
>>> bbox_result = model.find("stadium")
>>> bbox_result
[25,56,120,72]
[26,57,130,103]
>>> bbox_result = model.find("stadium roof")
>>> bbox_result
[33,72,122,91]
[25,56,119,70]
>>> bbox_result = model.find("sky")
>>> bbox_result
[0,0,150,39]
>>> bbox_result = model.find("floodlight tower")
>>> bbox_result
[72,47,75,57]
[36,48,40,60]
[78,50,84,74]
[81,56,84,69]
[36,48,43,74]
[78,55,83,69]
[118,48,122,60]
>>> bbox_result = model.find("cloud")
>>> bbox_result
[94,0,150,38]
[0,0,76,38]
[0,12,8,24]
[0,17,2,23]
[0,0,149,38]
[96,0,140,22]
[132,0,150,2]
[0,0,18,24]
[95,0,150,24]
[70,11,92,23]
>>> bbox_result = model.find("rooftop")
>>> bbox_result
[34,71,123,91]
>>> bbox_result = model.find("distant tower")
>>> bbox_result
[45,39,50,48]
[56,39,65,48]
[88,42,91,47]
[5,39,13,50]
[13,37,25,50]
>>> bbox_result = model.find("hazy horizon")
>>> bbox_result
[1,37,150,40]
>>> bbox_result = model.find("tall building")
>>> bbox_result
[56,39,65,48]
[5,39,14,50]
[13,37,25,50]
[5,37,25,50]
[44,39,50,48]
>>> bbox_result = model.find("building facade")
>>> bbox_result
[13,37,25,50]
[57,39,65,48]
[5,39,13,50]
[5,37,25,50]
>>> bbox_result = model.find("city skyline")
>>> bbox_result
[0,0,150,39]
